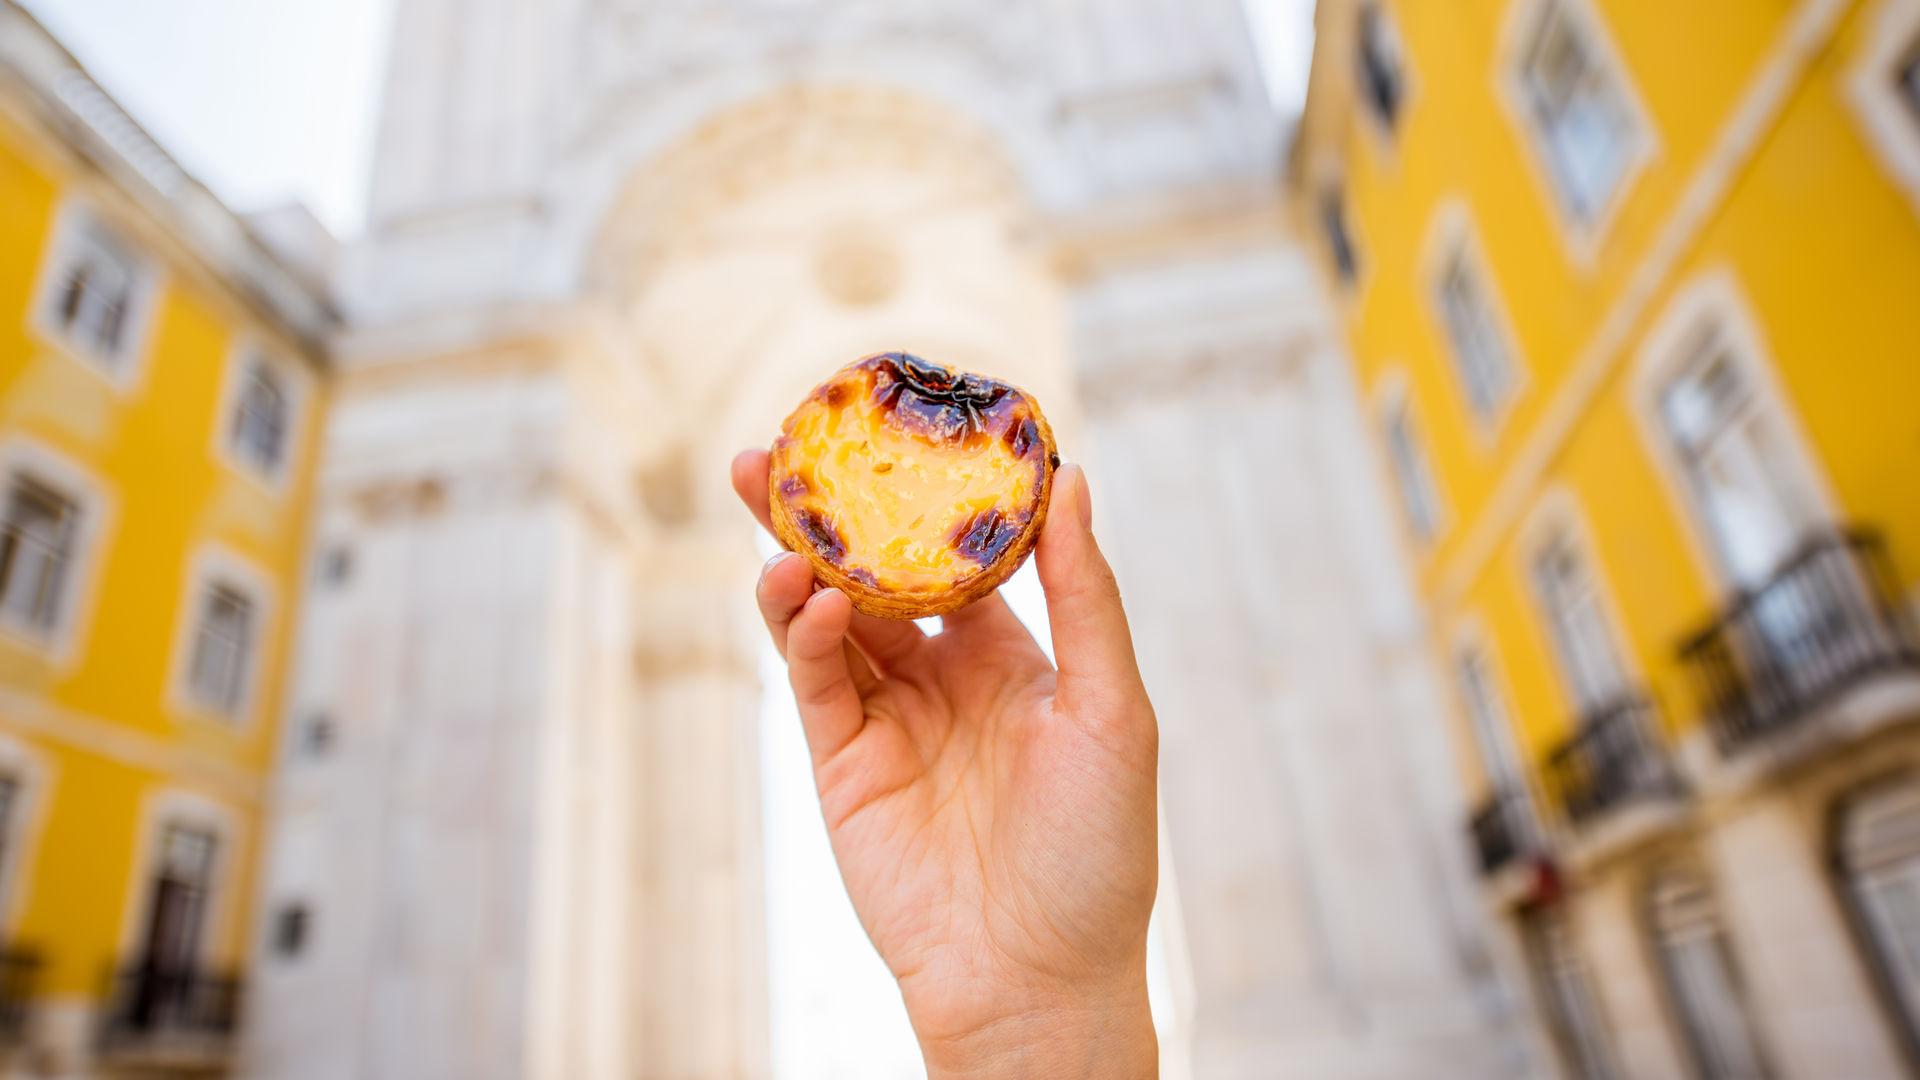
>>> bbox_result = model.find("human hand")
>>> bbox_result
[732,449,1159,1079]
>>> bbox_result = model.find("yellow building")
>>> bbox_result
[0,4,333,1074]
[1295,0,1920,1076]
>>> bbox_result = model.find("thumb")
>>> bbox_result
[1035,463,1146,713]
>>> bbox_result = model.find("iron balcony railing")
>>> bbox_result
[1545,696,1681,826]
[1470,785,1538,876]
[1680,529,1920,755]
[0,948,38,1046]
[98,963,241,1056]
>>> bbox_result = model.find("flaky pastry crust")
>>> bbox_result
[768,352,1059,620]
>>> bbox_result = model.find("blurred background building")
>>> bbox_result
[1293,0,1920,1077]
[0,0,1916,1078]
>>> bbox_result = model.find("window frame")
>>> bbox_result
[1495,0,1656,263]
[1833,774,1920,1067]
[115,789,241,977]
[1319,183,1364,293]
[1374,371,1448,547]
[1421,200,1528,442]
[167,545,275,728]
[0,439,112,667]
[1849,0,1920,221]
[1449,617,1537,811]
[26,198,162,390]
[1629,270,1837,597]
[1523,906,1622,1080]
[0,738,49,940]
[1355,1,1413,140]
[1643,866,1774,1080]
[1515,490,1642,719]
[212,339,309,494]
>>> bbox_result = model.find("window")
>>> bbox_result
[0,476,79,637]
[1320,188,1360,286]
[186,583,255,716]
[139,825,217,974]
[1531,530,1628,713]
[1660,331,1815,587]
[1900,41,1920,122]
[1516,0,1641,222]
[272,902,310,959]
[1648,870,1771,1079]
[1357,4,1406,132]
[1383,398,1442,542]
[1435,248,1518,424]
[1526,909,1619,1080]
[38,213,151,370]
[316,545,352,587]
[0,774,20,907]
[1457,644,1526,793]
[229,357,290,478]
[299,713,335,759]
[1839,778,1920,1052]
[1848,1,1920,216]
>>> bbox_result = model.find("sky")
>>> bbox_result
[23,0,1315,239]
[20,2,1313,1076]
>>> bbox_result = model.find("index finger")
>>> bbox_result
[731,447,926,673]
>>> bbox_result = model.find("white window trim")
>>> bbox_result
[1448,614,1539,810]
[1627,268,1840,594]
[1313,161,1374,307]
[1514,487,1646,717]
[166,543,277,729]
[1494,0,1659,268]
[1420,198,1531,446]
[1355,0,1420,160]
[0,736,52,939]
[25,197,163,393]
[1849,0,1920,220]
[209,337,311,497]
[114,788,245,971]
[1373,368,1450,547]
[0,437,115,670]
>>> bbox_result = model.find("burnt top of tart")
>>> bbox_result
[769,352,1056,597]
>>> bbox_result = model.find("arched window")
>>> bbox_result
[1648,869,1770,1078]
[1838,777,1920,1052]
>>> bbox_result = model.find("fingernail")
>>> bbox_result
[759,551,794,587]
[806,586,843,611]
[1066,463,1092,532]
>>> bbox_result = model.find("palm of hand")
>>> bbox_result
[732,449,1158,1063]
[812,603,1156,1045]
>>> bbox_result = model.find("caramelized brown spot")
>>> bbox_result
[825,382,852,408]
[1048,451,1061,469]
[778,475,809,499]
[846,567,880,588]
[796,509,846,562]
[873,462,893,474]
[953,507,1018,566]
[1006,418,1040,459]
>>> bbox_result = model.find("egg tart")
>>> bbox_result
[768,352,1060,620]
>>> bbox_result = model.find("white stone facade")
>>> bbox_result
[245,2,1526,1077]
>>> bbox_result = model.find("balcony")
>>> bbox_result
[98,964,241,1071]
[1470,786,1539,876]
[1545,696,1681,826]
[1680,529,1920,757]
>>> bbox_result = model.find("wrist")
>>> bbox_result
[916,974,1158,1080]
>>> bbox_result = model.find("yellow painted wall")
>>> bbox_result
[1314,0,1920,802]
[0,101,323,998]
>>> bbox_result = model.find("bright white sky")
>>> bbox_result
[22,2,1313,1076]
